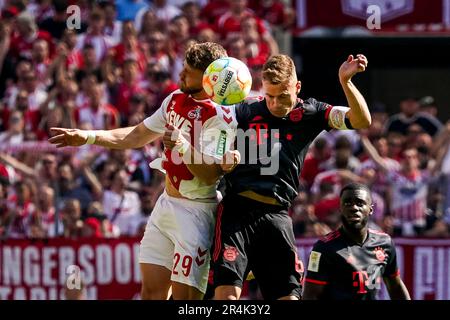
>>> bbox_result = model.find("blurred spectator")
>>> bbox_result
[200,0,228,25]
[57,163,93,213]
[419,95,439,118]
[60,198,83,238]
[10,11,54,61]
[385,97,443,137]
[0,110,25,144]
[240,16,276,65]
[249,0,294,30]
[102,169,141,236]
[38,0,71,40]
[321,135,360,172]
[151,0,182,24]
[31,38,51,86]
[133,186,160,237]
[109,27,146,71]
[108,59,144,120]
[100,0,122,45]
[75,83,119,129]
[116,0,149,22]
[0,178,9,238]
[30,185,56,237]
[358,135,400,198]
[81,216,104,238]
[182,1,210,38]
[361,137,444,236]
[136,9,160,39]
[197,27,218,43]
[4,180,37,239]
[75,9,113,63]
[145,30,170,71]
[300,137,331,188]
[313,181,340,229]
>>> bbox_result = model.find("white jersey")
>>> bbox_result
[143,90,237,200]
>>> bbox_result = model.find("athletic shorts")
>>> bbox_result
[212,196,303,300]
[139,191,217,293]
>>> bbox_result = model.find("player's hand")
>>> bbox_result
[163,125,190,153]
[48,127,88,148]
[220,150,241,173]
[339,54,368,83]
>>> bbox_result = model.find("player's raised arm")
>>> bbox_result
[48,122,162,149]
[337,54,371,129]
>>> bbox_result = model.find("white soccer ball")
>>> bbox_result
[202,57,252,105]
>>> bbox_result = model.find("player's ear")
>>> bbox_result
[296,81,301,95]
[369,204,374,215]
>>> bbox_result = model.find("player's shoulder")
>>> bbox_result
[315,229,343,248]
[236,96,265,114]
[368,228,393,243]
[241,95,265,107]
[301,97,332,114]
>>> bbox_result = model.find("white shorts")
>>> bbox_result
[139,191,217,293]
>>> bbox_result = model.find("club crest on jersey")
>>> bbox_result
[289,108,304,122]
[223,246,239,262]
[188,106,202,120]
[374,247,386,262]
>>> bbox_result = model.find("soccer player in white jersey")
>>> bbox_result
[48,42,238,300]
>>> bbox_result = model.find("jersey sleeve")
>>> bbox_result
[304,241,331,285]
[305,98,353,131]
[200,105,237,160]
[383,239,401,278]
[143,93,173,133]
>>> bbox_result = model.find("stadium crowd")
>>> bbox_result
[0,0,449,241]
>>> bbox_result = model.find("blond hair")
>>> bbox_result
[262,54,297,85]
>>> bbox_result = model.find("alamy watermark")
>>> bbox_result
[66,5,81,30]
[168,120,281,176]
[66,265,81,290]
[366,5,381,30]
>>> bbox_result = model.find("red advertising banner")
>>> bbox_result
[1,237,450,300]
[295,0,450,35]
[0,238,141,300]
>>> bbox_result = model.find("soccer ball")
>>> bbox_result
[202,57,252,105]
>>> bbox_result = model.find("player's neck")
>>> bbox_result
[191,91,210,101]
[342,226,369,246]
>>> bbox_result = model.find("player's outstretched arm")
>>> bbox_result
[384,276,411,300]
[49,122,162,149]
[338,54,371,129]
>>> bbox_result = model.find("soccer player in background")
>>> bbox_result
[48,42,237,300]
[303,183,411,300]
[212,53,372,300]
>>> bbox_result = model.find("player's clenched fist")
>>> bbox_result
[220,150,241,173]
[163,125,190,154]
[339,54,368,83]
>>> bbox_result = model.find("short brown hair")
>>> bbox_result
[262,54,297,85]
[185,42,227,72]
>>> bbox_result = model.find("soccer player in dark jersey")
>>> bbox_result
[303,183,411,300]
[212,54,372,300]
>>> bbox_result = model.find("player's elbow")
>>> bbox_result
[351,116,372,129]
